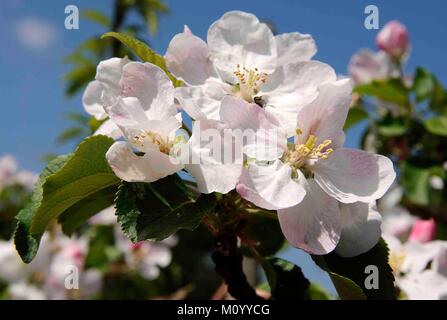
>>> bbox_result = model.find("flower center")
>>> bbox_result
[233,64,267,103]
[286,129,333,169]
[132,131,172,154]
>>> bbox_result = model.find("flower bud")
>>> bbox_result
[376,20,409,58]
[408,218,436,243]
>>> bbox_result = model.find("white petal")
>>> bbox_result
[278,179,341,255]
[175,78,230,120]
[348,49,391,85]
[335,202,382,257]
[106,96,147,128]
[262,61,337,137]
[313,148,396,204]
[275,32,317,66]
[95,57,129,94]
[82,81,107,120]
[184,119,242,194]
[106,142,183,183]
[398,270,447,300]
[207,11,276,81]
[120,62,177,120]
[165,29,216,85]
[236,160,306,210]
[295,78,352,147]
[93,119,122,140]
[220,96,287,160]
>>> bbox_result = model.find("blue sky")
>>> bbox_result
[1,0,447,295]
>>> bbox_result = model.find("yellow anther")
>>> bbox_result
[296,128,302,135]
[287,131,333,169]
[233,65,268,102]
[132,131,172,154]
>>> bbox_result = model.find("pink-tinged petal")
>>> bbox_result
[236,160,306,210]
[207,11,276,81]
[183,25,192,34]
[95,57,129,94]
[93,119,122,140]
[120,62,177,120]
[106,96,147,128]
[335,202,382,257]
[295,78,352,148]
[348,49,392,85]
[82,81,107,120]
[175,78,230,120]
[261,61,336,137]
[313,148,396,204]
[219,95,287,160]
[165,28,216,86]
[278,179,341,255]
[376,20,409,58]
[275,32,317,66]
[106,142,182,183]
[184,119,242,194]
[408,218,436,243]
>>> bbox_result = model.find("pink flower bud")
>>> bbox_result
[376,20,409,58]
[408,218,436,243]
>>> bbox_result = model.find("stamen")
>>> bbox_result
[233,65,267,102]
[132,131,172,154]
[286,129,333,169]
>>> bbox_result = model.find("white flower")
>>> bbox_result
[385,235,447,300]
[0,155,37,190]
[82,57,130,139]
[348,49,395,85]
[114,226,176,280]
[103,62,185,183]
[8,282,46,300]
[165,11,335,136]
[44,236,102,300]
[236,79,395,254]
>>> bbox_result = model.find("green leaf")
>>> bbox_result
[115,176,216,242]
[413,67,436,103]
[313,238,395,300]
[328,273,367,300]
[344,106,369,130]
[355,79,409,107]
[266,257,310,300]
[424,116,447,136]
[56,127,86,145]
[14,155,70,263]
[58,185,117,236]
[14,135,120,262]
[82,9,111,28]
[101,32,182,87]
[308,283,332,300]
[377,115,406,137]
[401,162,444,206]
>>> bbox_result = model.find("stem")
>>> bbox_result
[211,232,264,301]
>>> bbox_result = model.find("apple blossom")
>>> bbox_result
[102,62,185,183]
[43,235,102,300]
[114,226,177,280]
[376,20,410,59]
[385,235,447,300]
[165,11,336,136]
[236,79,395,254]
[82,57,130,139]
[348,49,395,85]
[0,155,37,190]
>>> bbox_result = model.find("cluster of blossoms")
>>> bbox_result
[349,20,410,86]
[379,186,447,299]
[0,155,37,192]
[82,11,396,257]
[0,209,175,300]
